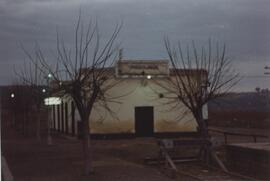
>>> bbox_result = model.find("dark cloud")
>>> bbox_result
[0,0,269,91]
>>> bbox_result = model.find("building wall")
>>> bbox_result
[90,77,197,134]
[52,63,206,134]
[51,76,198,135]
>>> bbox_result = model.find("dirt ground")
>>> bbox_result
[2,127,252,181]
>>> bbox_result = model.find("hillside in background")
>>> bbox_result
[208,91,270,129]
[209,92,270,112]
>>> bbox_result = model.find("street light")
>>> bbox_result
[10,93,15,127]
[45,73,53,145]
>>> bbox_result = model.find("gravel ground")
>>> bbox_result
[2,128,174,181]
[2,127,248,181]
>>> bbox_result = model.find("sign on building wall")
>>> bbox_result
[44,97,61,105]
[202,103,208,120]
[116,60,169,77]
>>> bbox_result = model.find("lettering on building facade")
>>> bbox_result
[116,60,169,77]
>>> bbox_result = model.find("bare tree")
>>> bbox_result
[23,16,121,174]
[159,38,239,167]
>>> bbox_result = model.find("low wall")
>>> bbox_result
[226,143,270,180]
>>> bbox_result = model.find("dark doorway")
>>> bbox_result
[135,106,154,137]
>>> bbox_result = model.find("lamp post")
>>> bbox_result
[10,93,15,127]
[44,73,62,145]
[45,73,52,145]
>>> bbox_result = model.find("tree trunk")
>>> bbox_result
[196,109,228,171]
[195,109,208,138]
[195,109,210,163]
[82,114,93,175]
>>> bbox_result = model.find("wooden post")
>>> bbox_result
[210,149,228,172]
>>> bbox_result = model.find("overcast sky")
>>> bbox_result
[0,0,270,91]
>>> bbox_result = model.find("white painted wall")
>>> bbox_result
[89,77,198,134]
[52,76,200,134]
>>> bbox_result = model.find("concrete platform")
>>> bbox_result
[230,142,270,150]
[226,143,270,180]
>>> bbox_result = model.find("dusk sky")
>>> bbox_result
[0,0,270,91]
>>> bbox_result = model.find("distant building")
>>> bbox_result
[51,60,207,138]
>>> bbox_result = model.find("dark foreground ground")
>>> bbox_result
[1,127,259,181]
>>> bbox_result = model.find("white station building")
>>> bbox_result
[50,60,205,138]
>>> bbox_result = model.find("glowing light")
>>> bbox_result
[44,97,61,105]
[42,89,46,93]
[48,73,52,78]
[147,75,152,79]
[10,93,15,98]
